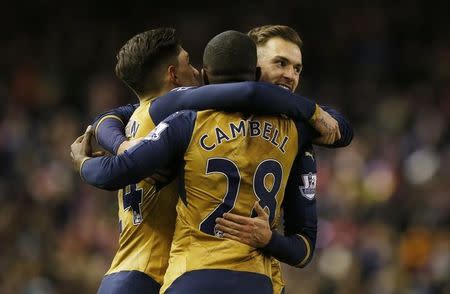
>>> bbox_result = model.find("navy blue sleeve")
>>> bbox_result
[149,82,317,124]
[295,120,315,150]
[262,146,318,267]
[81,110,196,190]
[317,106,354,147]
[91,103,138,154]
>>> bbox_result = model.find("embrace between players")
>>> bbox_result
[70,25,353,294]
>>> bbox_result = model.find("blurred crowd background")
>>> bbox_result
[1,0,448,293]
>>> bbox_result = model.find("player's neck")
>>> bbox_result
[138,86,173,103]
[140,82,176,102]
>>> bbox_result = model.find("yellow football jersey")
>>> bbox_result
[105,98,178,285]
[161,110,299,292]
[271,256,285,294]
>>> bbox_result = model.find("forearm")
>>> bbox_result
[81,110,195,191]
[94,116,127,154]
[151,82,318,124]
[92,104,136,154]
[315,106,354,147]
[80,154,143,191]
[262,231,313,267]
[251,82,317,120]
[274,150,317,267]
[326,108,353,147]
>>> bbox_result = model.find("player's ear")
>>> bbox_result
[255,67,261,81]
[201,69,210,85]
[168,65,177,84]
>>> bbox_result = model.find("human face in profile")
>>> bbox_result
[257,37,302,92]
[174,48,200,87]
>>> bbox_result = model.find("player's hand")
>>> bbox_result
[215,201,272,248]
[310,106,341,145]
[70,125,94,171]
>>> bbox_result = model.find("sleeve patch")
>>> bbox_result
[170,86,196,92]
[144,122,168,141]
[299,173,317,200]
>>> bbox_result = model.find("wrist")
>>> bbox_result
[308,104,321,123]
[263,230,279,250]
[77,157,91,178]
[262,229,273,247]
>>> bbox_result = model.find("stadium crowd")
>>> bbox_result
[0,1,448,293]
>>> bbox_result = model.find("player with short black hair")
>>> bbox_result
[202,30,259,83]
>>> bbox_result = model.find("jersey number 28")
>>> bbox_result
[199,157,282,237]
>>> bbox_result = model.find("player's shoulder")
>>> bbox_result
[169,86,198,93]
[162,109,198,124]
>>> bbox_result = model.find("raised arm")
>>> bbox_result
[72,111,196,190]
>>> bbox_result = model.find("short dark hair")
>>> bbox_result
[203,30,257,83]
[115,28,181,96]
[248,25,303,49]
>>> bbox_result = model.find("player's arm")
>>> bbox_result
[92,82,351,153]
[71,110,196,190]
[91,103,138,154]
[151,82,342,141]
[263,147,318,267]
[149,82,315,123]
[215,149,318,267]
[258,122,318,266]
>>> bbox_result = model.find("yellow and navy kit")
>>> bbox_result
[85,108,319,293]
[94,98,178,292]
[95,82,353,155]
[271,144,318,294]
[91,82,352,293]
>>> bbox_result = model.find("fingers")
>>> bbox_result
[222,212,252,225]
[222,233,247,245]
[253,201,269,219]
[85,125,93,135]
[216,217,248,232]
[215,223,240,237]
[74,134,85,143]
[336,126,341,140]
[329,116,340,142]
[82,125,93,148]
[215,222,251,246]
[71,135,84,159]
[216,212,272,247]
[73,126,92,146]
